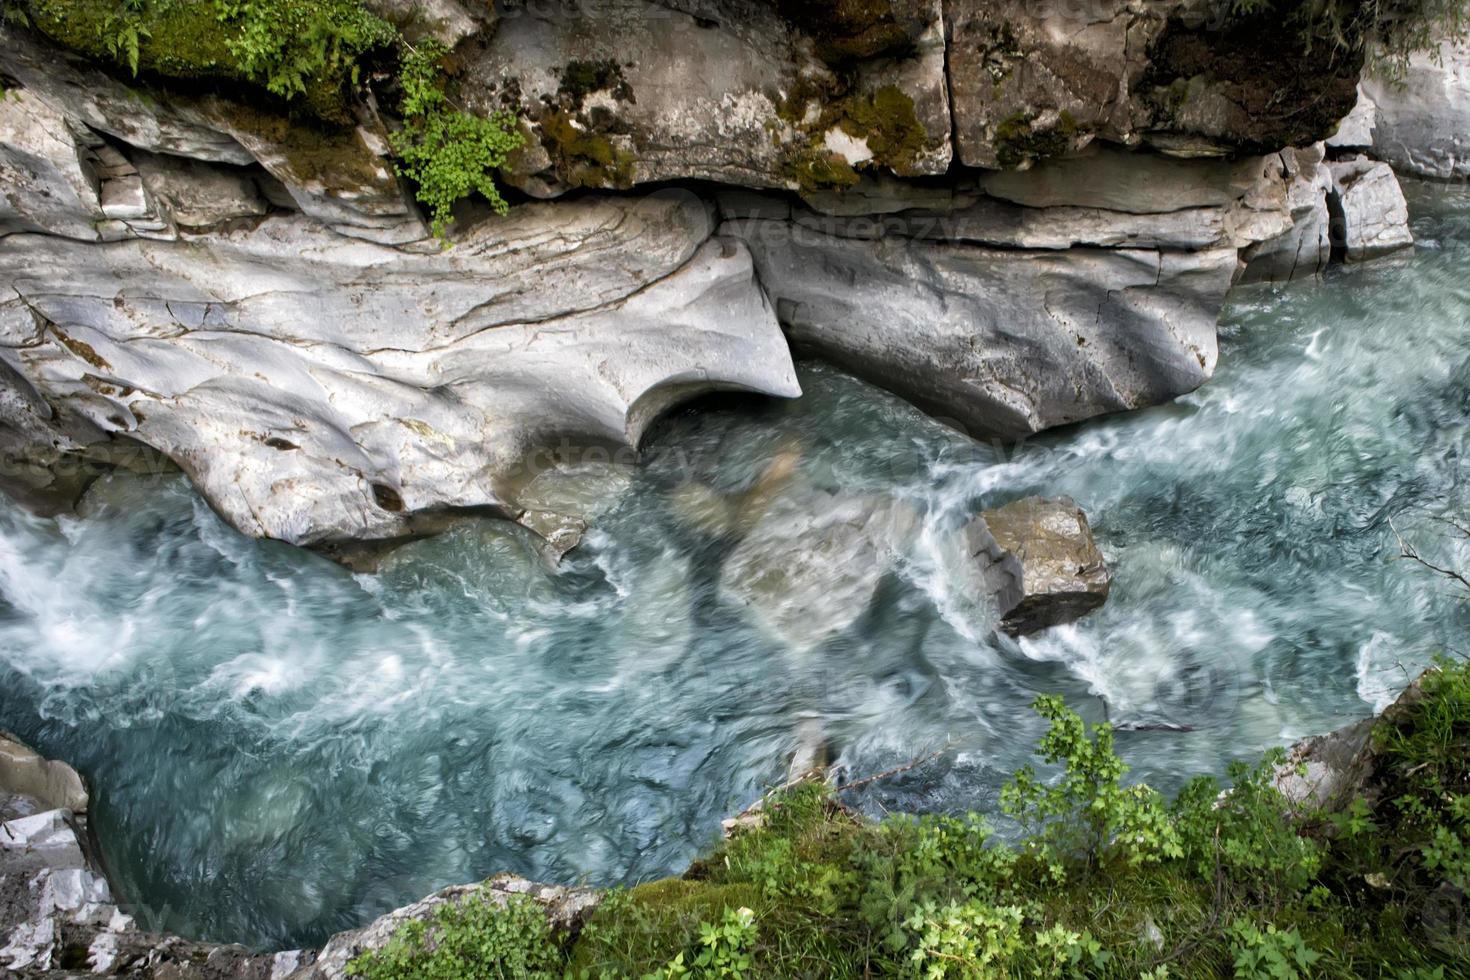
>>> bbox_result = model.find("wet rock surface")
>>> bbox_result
[979,496,1111,635]
[0,97,801,549]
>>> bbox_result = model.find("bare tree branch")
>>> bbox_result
[1389,518,1470,593]
[835,743,953,796]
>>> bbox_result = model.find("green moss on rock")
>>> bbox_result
[993,109,1080,169]
[780,145,861,192]
[27,0,234,76]
[834,84,927,175]
[20,0,391,122]
[568,880,763,976]
[778,0,916,63]
[773,79,933,190]
[537,108,636,189]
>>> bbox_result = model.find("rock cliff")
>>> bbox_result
[0,1,1441,554]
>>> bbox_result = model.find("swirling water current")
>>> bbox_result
[2,183,1469,951]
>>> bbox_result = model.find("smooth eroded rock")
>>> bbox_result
[729,216,1234,438]
[0,184,800,549]
[1327,157,1414,262]
[1364,41,1470,180]
[1327,85,1377,151]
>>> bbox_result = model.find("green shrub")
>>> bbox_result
[1000,694,1182,873]
[346,891,563,980]
[1228,919,1322,980]
[1173,751,1323,901]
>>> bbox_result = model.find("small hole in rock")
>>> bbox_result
[372,483,405,512]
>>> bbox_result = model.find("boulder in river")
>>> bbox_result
[979,496,1111,636]
[1327,157,1415,262]
[1239,144,1335,285]
[1,732,89,818]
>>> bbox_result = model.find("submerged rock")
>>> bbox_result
[720,490,921,652]
[980,496,1111,635]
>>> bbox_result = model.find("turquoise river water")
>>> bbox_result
[1,183,1469,950]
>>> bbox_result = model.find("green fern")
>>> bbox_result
[101,0,148,75]
[388,40,522,240]
[212,0,393,101]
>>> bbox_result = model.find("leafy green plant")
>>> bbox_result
[650,906,758,979]
[213,0,393,101]
[101,0,149,75]
[903,899,1023,979]
[387,39,522,239]
[1228,919,1322,979]
[346,892,563,980]
[1173,751,1324,901]
[1000,695,1182,871]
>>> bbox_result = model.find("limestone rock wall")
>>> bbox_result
[0,5,1435,553]
[478,0,1363,196]
[1364,41,1470,181]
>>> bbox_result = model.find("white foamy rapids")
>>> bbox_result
[0,182,1468,952]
